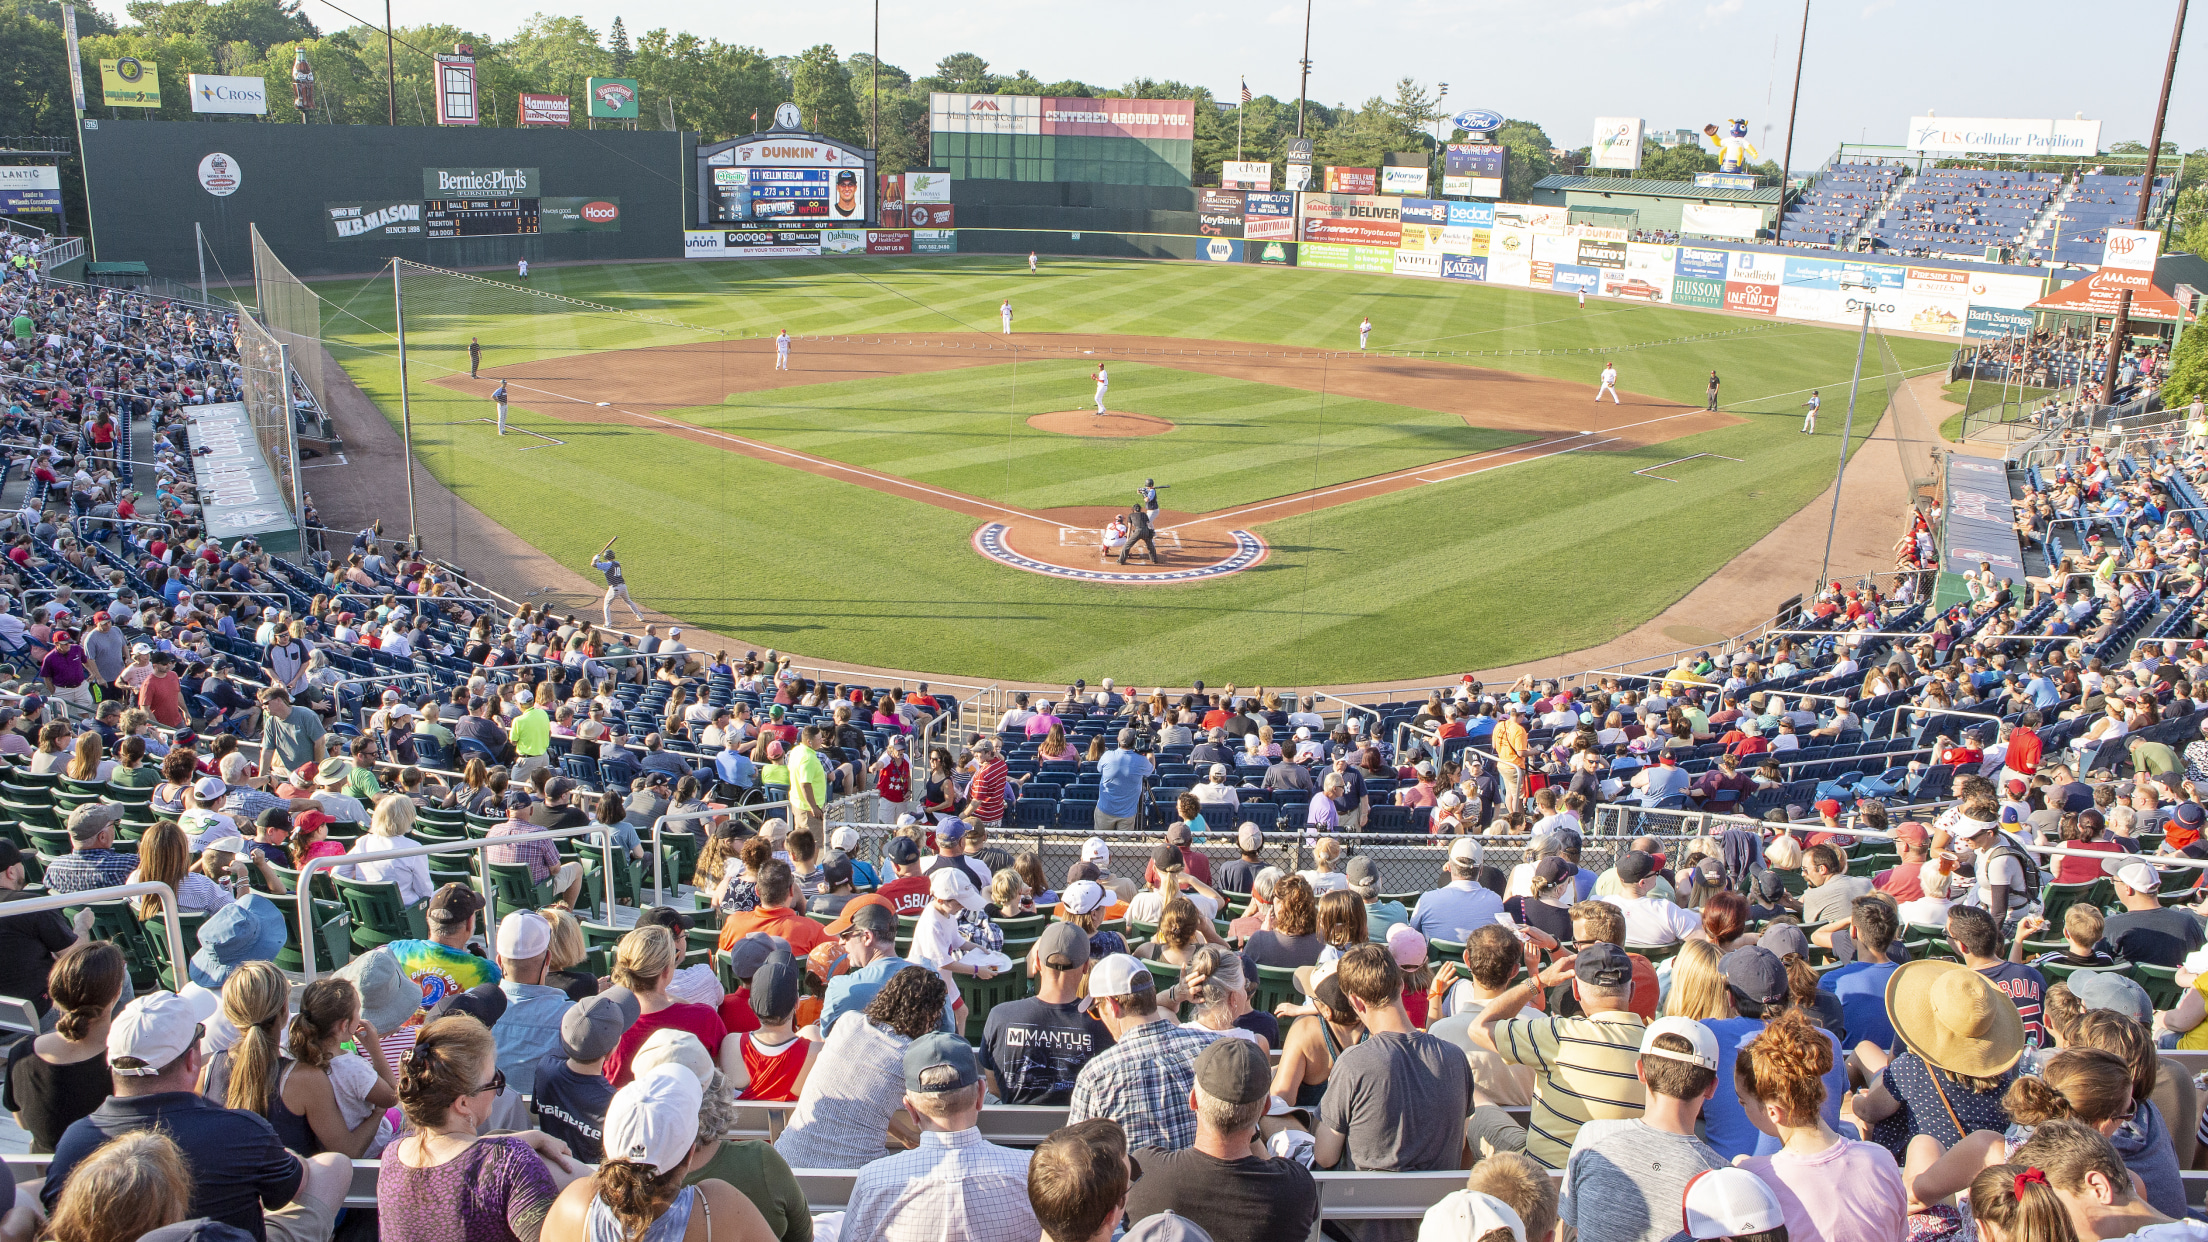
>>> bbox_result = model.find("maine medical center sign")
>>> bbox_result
[1905,116,2101,155]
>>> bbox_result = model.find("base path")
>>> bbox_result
[440,332,1739,581]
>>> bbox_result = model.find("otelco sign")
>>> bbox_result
[421,167,541,197]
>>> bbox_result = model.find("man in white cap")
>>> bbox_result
[845,1032,1038,1242]
[491,910,572,1094]
[1558,1017,1724,1242]
[1680,1167,1787,1242]
[1418,1191,1527,1242]
[2102,857,2202,967]
[41,990,354,1241]
[1410,836,1505,942]
[1082,835,1135,904]
[1068,954,1211,1152]
[1191,764,1240,817]
[543,1062,750,1233]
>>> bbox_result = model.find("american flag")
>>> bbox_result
[1239,79,1251,104]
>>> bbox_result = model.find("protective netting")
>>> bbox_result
[250,224,329,417]
[231,306,303,524]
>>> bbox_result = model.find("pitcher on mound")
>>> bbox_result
[1092,364,1110,415]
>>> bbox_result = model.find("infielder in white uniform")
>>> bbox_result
[1577,288,1586,308]
[1028,251,1038,273]
[1092,365,1110,414]
[1596,363,1621,404]
[1803,390,1821,434]
[775,329,790,371]
[1358,317,1371,350]
[1001,300,1013,335]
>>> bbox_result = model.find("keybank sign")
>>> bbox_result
[421,167,540,197]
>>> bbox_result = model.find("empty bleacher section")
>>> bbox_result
[1776,161,1905,247]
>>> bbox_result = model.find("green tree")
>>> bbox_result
[791,42,860,142]
[924,52,990,93]
[499,14,609,104]
[1494,118,1556,200]
[2166,322,2206,407]
[608,17,629,75]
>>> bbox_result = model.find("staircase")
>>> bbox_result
[2024,178,2076,264]
[1846,171,1917,252]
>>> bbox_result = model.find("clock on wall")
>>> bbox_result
[775,102,802,130]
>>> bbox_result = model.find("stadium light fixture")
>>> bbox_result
[1816,278,1878,592]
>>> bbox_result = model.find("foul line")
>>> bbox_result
[1634,452,1745,482]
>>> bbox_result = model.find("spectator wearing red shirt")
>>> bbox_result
[1872,823,1932,901]
[2004,713,2044,779]
[2050,809,2129,885]
[966,738,1010,828]
[875,835,932,915]
[601,924,736,1088]
[1723,726,1770,759]
[135,650,189,729]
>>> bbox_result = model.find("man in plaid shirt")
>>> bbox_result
[1067,954,1209,1152]
[486,789,583,904]
[41,803,137,893]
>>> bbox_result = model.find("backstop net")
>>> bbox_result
[250,224,329,419]
[231,305,304,526]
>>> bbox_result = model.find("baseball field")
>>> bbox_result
[314,254,1955,686]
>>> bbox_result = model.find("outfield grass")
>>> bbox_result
[1939,379,2060,443]
[318,256,1956,682]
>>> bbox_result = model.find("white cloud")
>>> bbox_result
[1581,0,1667,23]
[1703,0,1744,17]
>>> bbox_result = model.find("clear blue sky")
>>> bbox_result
[419,0,2197,173]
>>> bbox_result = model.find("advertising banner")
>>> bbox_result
[99,57,160,107]
[1673,276,1725,309]
[1296,242,1390,273]
[423,167,541,197]
[930,93,1194,139]
[1905,116,2101,156]
[1724,280,1780,315]
[1198,189,1245,238]
[1443,145,1505,197]
[815,228,867,255]
[1488,250,1533,288]
[325,200,423,240]
[0,166,62,215]
[707,137,869,170]
[1221,161,1271,189]
[1446,201,1495,228]
[1966,306,2035,339]
[1245,191,1294,217]
[1552,265,1601,295]
[866,230,912,254]
[1528,260,1555,289]
[903,203,955,228]
[1392,250,1442,279]
[1966,270,2049,312]
[1530,232,1577,266]
[189,74,266,115]
[1248,240,1295,265]
[189,403,293,541]
[1942,454,2026,578]
[1780,255,1905,291]
[1286,138,1314,192]
[1244,215,1294,241]
[903,171,950,202]
[518,93,571,126]
[1302,217,1401,247]
[1676,247,1729,282]
[1590,117,1644,170]
[1381,166,1429,195]
[913,229,957,254]
[1680,202,1763,239]
[1728,251,1784,286]
[1489,223,1533,266]
[1577,239,1627,269]
[2102,228,2160,292]
[1441,254,1487,282]
[684,229,823,258]
[1399,224,1448,253]
[537,197,620,233]
[1441,226,1488,255]
[433,52,478,125]
[1603,243,1674,301]
[1902,265,1971,337]
[1398,198,1448,226]
[1693,172,1759,190]
[1325,167,1377,194]
[1494,203,1568,229]
[929,92,1041,135]
[586,77,640,119]
[1195,237,1246,263]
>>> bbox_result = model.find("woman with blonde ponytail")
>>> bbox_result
[198,961,317,1153]
[1173,944,1271,1052]
[541,1063,771,1242]
[3,942,124,1152]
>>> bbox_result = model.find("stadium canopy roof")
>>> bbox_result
[2029,269,2196,323]
[1532,175,1780,205]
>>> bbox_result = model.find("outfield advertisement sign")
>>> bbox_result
[1244,192,1293,239]
[1247,240,1295,265]
[1324,167,1377,194]
[1398,224,1447,253]
[1552,265,1600,295]
[1446,201,1495,229]
[1905,116,2101,156]
[1194,236,1245,263]
[684,228,822,258]
[1295,242,1390,273]
[1198,189,1245,238]
[1398,198,1448,226]
[1381,166,1429,195]
[1391,249,1441,278]
[325,200,423,240]
[1221,161,1271,189]
[912,229,957,253]
[0,166,62,215]
[1966,305,2035,339]
[1440,254,1487,282]
[1299,192,1402,247]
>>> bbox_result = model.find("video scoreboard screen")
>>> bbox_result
[710,168,865,225]
[423,197,541,237]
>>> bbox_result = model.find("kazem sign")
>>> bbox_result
[1452,110,1504,133]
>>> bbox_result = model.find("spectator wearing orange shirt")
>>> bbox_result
[716,859,828,957]
[1492,703,1530,814]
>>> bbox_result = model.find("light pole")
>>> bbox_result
[1295,0,1312,138]
[2099,0,2187,406]
[1817,279,1878,592]
[384,0,396,127]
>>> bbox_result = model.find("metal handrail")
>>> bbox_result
[644,799,793,907]
[295,825,616,983]
[0,880,187,976]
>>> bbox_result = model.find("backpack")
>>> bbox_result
[1981,830,2043,910]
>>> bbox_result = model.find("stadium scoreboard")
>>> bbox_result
[423,197,541,237]
[708,167,866,225]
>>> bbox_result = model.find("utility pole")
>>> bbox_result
[1778,0,1809,192]
[383,0,397,126]
[1296,0,1312,137]
[51,2,95,253]
[870,0,880,151]
[391,261,419,546]
[2100,0,2187,406]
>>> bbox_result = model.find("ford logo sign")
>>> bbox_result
[1452,109,1504,133]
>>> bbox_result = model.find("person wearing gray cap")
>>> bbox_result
[533,993,632,1162]
[842,1032,1040,1242]
[1122,1037,1318,1242]
[983,922,1110,1105]
[1094,728,1152,834]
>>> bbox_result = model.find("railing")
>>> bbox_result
[643,799,792,907]
[294,825,616,983]
[0,880,188,980]
[36,236,84,274]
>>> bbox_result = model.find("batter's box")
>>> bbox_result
[1060,527,1181,547]
[456,418,567,450]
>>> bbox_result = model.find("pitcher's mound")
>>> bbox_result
[1027,410,1174,438]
